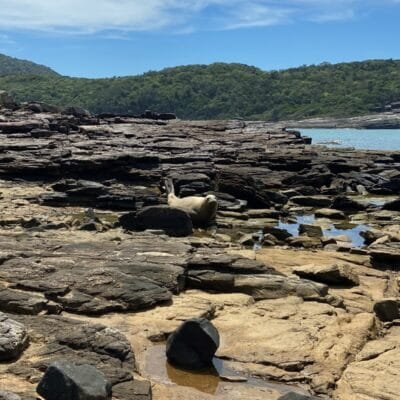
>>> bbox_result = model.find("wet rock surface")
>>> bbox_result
[0,106,398,399]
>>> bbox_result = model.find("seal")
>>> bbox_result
[164,178,217,227]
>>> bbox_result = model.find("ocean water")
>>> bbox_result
[298,128,400,151]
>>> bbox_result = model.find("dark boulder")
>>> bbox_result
[383,198,400,211]
[166,318,220,370]
[134,206,193,237]
[373,299,400,322]
[371,178,400,194]
[37,360,112,400]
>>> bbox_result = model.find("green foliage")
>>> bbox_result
[0,54,58,76]
[1,59,400,120]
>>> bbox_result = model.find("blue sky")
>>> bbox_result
[0,0,399,78]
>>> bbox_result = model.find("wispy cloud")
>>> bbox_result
[0,0,395,34]
[0,33,15,44]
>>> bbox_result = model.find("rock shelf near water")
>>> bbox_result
[0,104,398,399]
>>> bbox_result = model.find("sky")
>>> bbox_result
[0,0,399,78]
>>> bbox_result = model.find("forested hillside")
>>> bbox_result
[0,59,400,120]
[0,54,58,76]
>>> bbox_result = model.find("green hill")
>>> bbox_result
[0,54,58,76]
[1,59,400,120]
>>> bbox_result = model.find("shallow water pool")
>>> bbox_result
[278,214,369,247]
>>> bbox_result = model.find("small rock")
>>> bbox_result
[112,380,152,400]
[37,360,112,400]
[373,299,400,322]
[299,224,323,238]
[166,318,220,370]
[315,208,346,219]
[238,233,255,247]
[278,392,320,400]
[220,375,248,382]
[293,264,359,287]
[0,313,29,361]
[288,236,321,248]
[332,196,366,211]
[263,226,292,241]
[328,234,351,243]
[79,221,99,231]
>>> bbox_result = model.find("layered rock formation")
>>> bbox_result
[0,103,398,399]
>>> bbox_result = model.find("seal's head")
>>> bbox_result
[205,194,217,205]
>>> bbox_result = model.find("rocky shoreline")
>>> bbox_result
[268,111,400,129]
[0,103,398,399]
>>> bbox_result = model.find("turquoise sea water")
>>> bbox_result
[298,128,400,151]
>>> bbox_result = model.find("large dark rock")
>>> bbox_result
[134,205,193,237]
[37,360,112,400]
[383,198,400,211]
[166,318,220,370]
[373,299,400,322]
[0,313,29,361]
[370,244,400,267]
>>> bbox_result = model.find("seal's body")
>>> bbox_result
[164,179,217,226]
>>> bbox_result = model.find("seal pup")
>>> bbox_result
[164,178,218,227]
